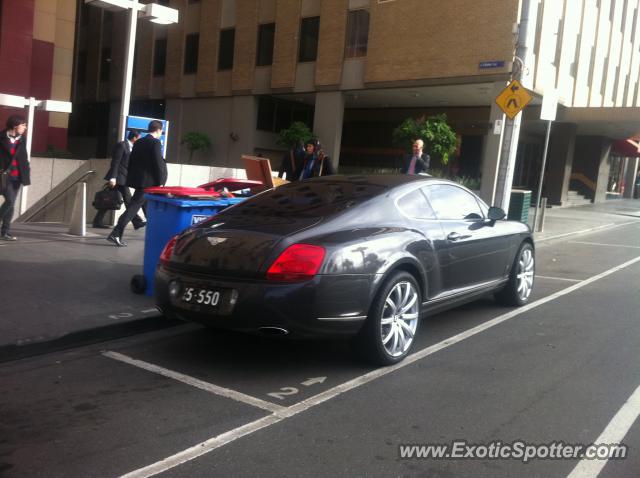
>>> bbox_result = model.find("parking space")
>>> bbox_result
[1,222,639,477]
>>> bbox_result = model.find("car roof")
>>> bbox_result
[305,174,445,189]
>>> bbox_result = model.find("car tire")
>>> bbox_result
[495,242,535,306]
[354,271,421,366]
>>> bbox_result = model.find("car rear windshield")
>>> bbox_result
[224,179,388,218]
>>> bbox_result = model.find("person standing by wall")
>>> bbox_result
[401,139,430,174]
[0,115,30,241]
[107,120,167,247]
[93,131,144,229]
[298,140,335,180]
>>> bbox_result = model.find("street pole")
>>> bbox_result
[118,0,138,142]
[19,97,38,215]
[532,120,552,232]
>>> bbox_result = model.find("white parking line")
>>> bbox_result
[119,255,640,478]
[536,220,640,243]
[571,241,640,249]
[103,351,284,414]
[536,275,582,283]
[567,383,640,478]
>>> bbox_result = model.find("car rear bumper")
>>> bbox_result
[155,265,373,338]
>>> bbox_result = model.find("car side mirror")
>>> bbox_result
[487,206,506,221]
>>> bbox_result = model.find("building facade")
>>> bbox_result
[0,0,76,153]
[71,0,640,205]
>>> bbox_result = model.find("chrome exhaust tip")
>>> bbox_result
[258,326,289,336]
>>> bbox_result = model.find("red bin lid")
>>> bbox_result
[144,186,221,198]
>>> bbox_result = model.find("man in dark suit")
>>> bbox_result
[107,120,167,247]
[93,131,143,228]
[400,139,430,175]
[277,141,304,181]
[0,115,30,241]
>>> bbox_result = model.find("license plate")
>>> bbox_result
[181,286,222,307]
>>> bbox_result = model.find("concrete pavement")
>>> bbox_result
[0,199,638,362]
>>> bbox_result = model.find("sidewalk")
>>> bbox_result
[1,199,639,362]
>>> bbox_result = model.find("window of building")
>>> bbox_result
[298,16,320,62]
[77,51,87,84]
[423,185,484,221]
[100,48,111,82]
[256,23,275,66]
[256,96,314,133]
[345,10,369,58]
[154,38,167,77]
[218,28,235,71]
[184,33,199,74]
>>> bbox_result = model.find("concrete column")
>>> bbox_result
[594,139,612,203]
[313,91,345,170]
[479,81,507,206]
[543,123,577,205]
[623,157,639,198]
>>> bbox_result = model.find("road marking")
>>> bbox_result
[536,275,582,283]
[571,241,640,249]
[567,383,640,478]
[536,220,640,243]
[119,255,640,478]
[140,308,158,314]
[103,351,284,414]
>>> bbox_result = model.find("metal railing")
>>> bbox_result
[20,170,95,223]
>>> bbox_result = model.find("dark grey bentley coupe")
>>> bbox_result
[155,175,534,365]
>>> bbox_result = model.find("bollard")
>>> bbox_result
[68,182,87,236]
[537,197,547,232]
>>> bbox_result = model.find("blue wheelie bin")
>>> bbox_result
[131,191,245,296]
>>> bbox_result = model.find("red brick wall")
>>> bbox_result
[0,0,66,152]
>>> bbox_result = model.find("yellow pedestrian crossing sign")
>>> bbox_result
[495,80,533,119]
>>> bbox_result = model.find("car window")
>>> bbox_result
[422,184,484,220]
[396,189,436,219]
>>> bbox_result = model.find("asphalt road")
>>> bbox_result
[1,222,639,478]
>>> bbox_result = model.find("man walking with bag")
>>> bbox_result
[93,130,143,228]
[107,120,167,247]
[0,115,30,241]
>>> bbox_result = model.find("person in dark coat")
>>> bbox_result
[400,139,430,174]
[0,115,31,241]
[298,140,335,180]
[93,131,144,228]
[277,141,304,181]
[107,120,167,246]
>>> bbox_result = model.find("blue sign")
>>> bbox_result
[125,115,169,157]
[479,61,506,69]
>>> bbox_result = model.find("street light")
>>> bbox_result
[0,92,73,214]
[84,0,179,141]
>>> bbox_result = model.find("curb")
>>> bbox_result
[0,315,183,363]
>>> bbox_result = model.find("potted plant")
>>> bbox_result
[180,132,212,164]
[392,114,458,166]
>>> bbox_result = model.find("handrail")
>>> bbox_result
[21,170,95,223]
[570,172,596,192]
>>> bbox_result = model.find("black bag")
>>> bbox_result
[93,185,123,210]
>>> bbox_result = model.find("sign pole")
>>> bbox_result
[532,90,558,233]
[533,120,552,232]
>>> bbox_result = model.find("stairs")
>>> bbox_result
[563,190,592,207]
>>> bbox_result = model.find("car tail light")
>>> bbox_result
[266,244,326,282]
[159,235,179,265]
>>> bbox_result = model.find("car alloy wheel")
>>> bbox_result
[516,247,534,301]
[495,242,535,306]
[353,271,422,366]
[380,281,419,357]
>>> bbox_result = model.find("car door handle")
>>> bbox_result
[447,232,471,241]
